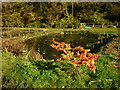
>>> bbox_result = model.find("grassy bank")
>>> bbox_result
[2,28,119,43]
[2,27,119,38]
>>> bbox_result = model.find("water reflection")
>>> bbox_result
[25,31,117,60]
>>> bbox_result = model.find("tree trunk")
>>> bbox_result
[63,3,70,24]
[92,23,95,27]
[72,2,74,29]
[102,23,104,28]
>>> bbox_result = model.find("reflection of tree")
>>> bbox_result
[25,31,117,60]
[33,36,61,60]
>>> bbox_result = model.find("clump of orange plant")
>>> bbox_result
[50,40,98,73]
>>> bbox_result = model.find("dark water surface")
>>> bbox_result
[25,31,117,60]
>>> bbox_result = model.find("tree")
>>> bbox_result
[2,2,120,28]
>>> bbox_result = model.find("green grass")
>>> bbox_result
[3,27,119,38]
[2,51,119,88]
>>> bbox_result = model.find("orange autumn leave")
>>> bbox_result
[50,40,98,73]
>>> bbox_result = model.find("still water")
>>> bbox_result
[25,31,116,60]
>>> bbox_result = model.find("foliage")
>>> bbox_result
[2,2,120,28]
[2,51,119,88]
[3,12,24,27]
[50,40,98,73]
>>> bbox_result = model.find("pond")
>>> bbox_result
[24,31,117,60]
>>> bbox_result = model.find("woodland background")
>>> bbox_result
[2,2,120,28]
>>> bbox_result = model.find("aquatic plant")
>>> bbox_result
[50,40,98,73]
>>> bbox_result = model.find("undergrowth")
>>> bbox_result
[2,51,119,88]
